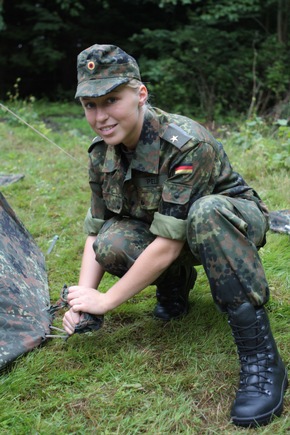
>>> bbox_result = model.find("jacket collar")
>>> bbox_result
[103,107,161,174]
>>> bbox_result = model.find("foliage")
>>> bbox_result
[195,0,261,23]
[0,1,5,31]
[133,24,255,120]
[0,101,289,433]
[224,116,290,171]
[55,0,85,16]
[274,120,290,169]
[132,2,290,120]
[0,0,290,119]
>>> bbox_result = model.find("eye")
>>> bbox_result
[83,101,96,109]
[106,96,118,105]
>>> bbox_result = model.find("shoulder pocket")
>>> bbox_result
[162,182,192,205]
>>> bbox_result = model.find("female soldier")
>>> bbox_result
[63,44,287,427]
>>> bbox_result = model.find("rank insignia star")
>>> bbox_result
[170,135,178,143]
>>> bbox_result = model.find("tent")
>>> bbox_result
[0,191,103,370]
[0,192,51,370]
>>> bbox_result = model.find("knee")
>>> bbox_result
[187,196,223,228]
[93,234,125,267]
[186,195,235,245]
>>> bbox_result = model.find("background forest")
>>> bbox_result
[1,0,290,122]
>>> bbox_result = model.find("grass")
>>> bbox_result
[0,100,290,434]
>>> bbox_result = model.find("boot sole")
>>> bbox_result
[231,369,288,427]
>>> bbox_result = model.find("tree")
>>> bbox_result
[132,0,290,120]
[1,0,289,119]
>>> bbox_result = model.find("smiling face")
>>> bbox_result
[80,83,148,149]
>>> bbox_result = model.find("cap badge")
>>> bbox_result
[87,61,95,70]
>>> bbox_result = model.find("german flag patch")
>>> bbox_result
[174,165,193,175]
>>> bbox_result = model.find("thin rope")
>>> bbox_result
[0,102,86,167]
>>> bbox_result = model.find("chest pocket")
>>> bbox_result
[102,171,123,213]
[134,174,166,210]
[137,186,162,210]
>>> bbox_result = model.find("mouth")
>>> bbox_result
[98,124,117,135]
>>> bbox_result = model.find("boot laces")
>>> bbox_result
[231,317,273,395]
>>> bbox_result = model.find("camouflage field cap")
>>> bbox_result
[75,44,141,98]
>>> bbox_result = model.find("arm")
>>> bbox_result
[65,235,184,319]
[78,235,105,288]
[62,235,105,334]
[105,235,184,308]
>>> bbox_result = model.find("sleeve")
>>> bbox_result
[150,141,221,240]
[84,143,108,235]
[149,213,187,240]
[84,207,105,235]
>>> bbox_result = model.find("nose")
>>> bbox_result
[94,105,108,122]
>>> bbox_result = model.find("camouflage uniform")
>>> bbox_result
[75,44,287,426]
[84,106,269,310]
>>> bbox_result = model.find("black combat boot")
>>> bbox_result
[153,267,197,321]
[227,302,288,427]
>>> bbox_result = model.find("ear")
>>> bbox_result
[138,84,148,106]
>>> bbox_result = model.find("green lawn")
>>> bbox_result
[0,101,289,434]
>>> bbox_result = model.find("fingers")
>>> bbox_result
[62,309,81,335]
[66,286,81,302]
[66,286,86,311]
[64,286,108,315]
[67,293,86,313]
[66,285,94,302]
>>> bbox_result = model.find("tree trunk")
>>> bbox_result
[277,0,289,45]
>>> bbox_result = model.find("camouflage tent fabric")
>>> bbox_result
[269,210,290,235]
[0,174,25,186]
[0,192,51,370]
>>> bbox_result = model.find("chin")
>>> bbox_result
[104,139,120,147]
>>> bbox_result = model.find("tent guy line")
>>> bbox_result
[0,102,86,168]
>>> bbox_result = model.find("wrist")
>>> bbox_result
[88,291,116,315]
[102,291,119,312]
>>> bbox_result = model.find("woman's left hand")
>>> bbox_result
[67,285,110,315]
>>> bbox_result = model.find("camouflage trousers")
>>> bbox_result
[93,194,269,309]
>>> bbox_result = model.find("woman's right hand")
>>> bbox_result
[62,308,82,335]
